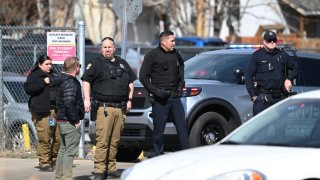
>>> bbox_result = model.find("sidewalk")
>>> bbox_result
[0,158,134,180]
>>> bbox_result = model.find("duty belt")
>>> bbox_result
[98,102,122,108]
[163,89,179,98]
[259,88,282,94]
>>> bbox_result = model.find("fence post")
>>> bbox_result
[0,29,4,150]
[77,20,85,159]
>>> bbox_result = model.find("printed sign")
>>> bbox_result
[47,32,76,64]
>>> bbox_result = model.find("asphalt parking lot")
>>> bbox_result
[0,158,135,180]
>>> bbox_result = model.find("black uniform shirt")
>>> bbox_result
[245,47,299,98]
[81,55,137,101]
[139,46,184,94]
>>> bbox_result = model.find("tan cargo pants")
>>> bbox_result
[94,106,125,174]
[32,109,61,168]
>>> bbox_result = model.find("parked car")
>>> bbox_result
[121,89,320,180]
[2,72,36,149]
[88,45,320,161]
[152,36,226,47]
[175,36,226,47]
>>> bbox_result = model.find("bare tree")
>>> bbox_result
[0,0,38,25]
[37,0,50,26]
[50,0,76,26]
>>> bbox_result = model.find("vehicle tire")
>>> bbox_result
[116,148,143,162]
[189,112,231,147]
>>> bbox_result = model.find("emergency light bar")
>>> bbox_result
[228,44,263,49]
[227,43,296,52]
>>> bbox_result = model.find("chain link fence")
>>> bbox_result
[0,24,92,159]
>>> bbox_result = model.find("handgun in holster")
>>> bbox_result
[90,99,99,121]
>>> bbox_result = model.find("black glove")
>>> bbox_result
[155,89,170,99]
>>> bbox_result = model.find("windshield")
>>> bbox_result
[225,99,320,148]
[184,54,250,83]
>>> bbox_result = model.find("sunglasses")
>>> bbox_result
[266,38,277,43]
[78,64,81,68]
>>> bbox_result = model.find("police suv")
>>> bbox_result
[89,45,320,161]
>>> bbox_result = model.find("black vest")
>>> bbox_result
[92,57,130,102]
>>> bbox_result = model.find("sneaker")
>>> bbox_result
[108,171,122,178]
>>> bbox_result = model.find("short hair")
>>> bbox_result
[101,36,115,44]
[159,30,174,43]
[64,57,79,73]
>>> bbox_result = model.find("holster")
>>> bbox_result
[148,93,154,104]
[90,100,99,121]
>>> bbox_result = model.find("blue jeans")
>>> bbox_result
[55,122,81,180]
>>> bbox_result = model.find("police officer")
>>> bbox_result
[81,37,136,180]
[245,30,299,116]
[139,30,189,156]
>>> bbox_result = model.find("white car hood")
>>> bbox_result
[125,145,320,180]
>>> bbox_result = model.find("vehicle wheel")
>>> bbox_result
[189,112,231,147]
[116,148,143,162]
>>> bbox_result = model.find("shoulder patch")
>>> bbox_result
[120,63,125,70]
[86,63,92,70]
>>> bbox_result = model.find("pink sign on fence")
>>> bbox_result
[47,32,76,64]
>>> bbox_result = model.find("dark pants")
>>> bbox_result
[152,97,189,156]
[253,93,284,116]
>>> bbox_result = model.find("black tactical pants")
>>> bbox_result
[152,97,189,156]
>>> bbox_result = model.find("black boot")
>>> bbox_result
[93,173,104,180]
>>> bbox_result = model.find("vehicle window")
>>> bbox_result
[298,57,320,87]
[228,99,320,148]
[286,56,302,86]
[4,81,29,103]
[184,54,250,83]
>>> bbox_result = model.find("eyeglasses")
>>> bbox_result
[266,38,277,43]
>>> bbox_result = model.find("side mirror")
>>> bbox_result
[233,67,245,84]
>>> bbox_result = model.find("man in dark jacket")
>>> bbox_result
[139,30,189,156]
[54,57,84,180]
[24,55,60,171]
